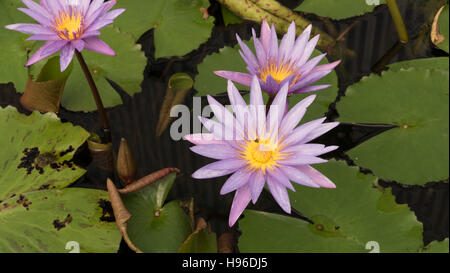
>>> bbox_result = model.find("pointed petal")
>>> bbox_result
[259,19,271,52]
[249,170,265,204]
[192,158,246,179]
[267,175,291,213]
[267,82,289,139]
[290,25,311,62]
[183,134,224,145]
[267,167,295,191]
[5,23,54,35]
[236,34,258,70]
[291,84,331,94]
[301,122,339,143]
[297,34,320,67]
[60,43,75,71]
[213,71,252,87]
[279,94,316,135]
[26,40,68,66]
[228,185,252,227]
[297,165,336,188]
[83,36,115,55]
[278,164,320,188]
[17,8,51,26]
[279,21,296,62]
[268,24,278,61]
[282,117,326,147]
[190,144,238,160]
[280,154,327,166]
[220,168,252,195]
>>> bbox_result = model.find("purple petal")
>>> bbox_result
[312,60,341,72]
[259,19,271,52]
[289,70,331,91]
[199,116,242,141]
[71,39,85,52]
[84,19,114,32]
[249,170,265,204]
[260,75,281,94]
[183,134,224,145]
[207,95,243,136]
[26,34,60,41]
[278,164,320,188]
[26,40,68,66]
[22,0,51,19]
[83,36,115,55]
[282,117,326,147]
[236,34,258,70]
[17,8,51,26]
[85,0,104,19]
[267,167,295,191]
[60,43,75,71]
[297,34,320,67]
[267,174,291,213]
[220,168,252,195]
[301,122,339,144]
[279,21,296,62]
[252,29,266,67]
[5,23,54,35]
[297,165,336,188]
[249,76,266,139]
[279,154,327,166]
[267,82,289,139]
[213,71,252,87]
[290,25,311,62]
[227,80,255,138]
[282,143,325,155]
[291,84,331,94]
[190,144,238,160]
[279,94,316,136]
[298,53,327,75]
[268,24,278,61]
[102,8,125,20]
[228,184,252,227]
[192,158,246,179]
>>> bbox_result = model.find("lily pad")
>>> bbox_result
[115,0,214,58]
[221,4,244,26]
[0,106,89,201]
[0,188,121,253]
[0,106,120,252]
[336,60,449,185]
[420,238,449,253]
[239,160,424,253]
[195,41,338,123]
[178,218,217,253]
[0,0,36,93]
[294,0,386,20]
[431,5,449,53]
[59,26,146,112]
[121,172,193,252]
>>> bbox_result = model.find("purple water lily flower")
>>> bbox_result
[5,0,125,71]
[184,76,339,227]
[214,20,340,95]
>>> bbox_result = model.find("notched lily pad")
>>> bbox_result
[115,0,214,58]
[239,160,424,253]
[336,59,449,185]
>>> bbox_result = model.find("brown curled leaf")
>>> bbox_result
[177,217,217,253]
[118,167,180,194]
[106,178,142,253]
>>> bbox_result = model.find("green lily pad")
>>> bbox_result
[239,160,424,253]
[336,59,449,185]
[432,5,449,53]
[0,188,121,253]
[420,238,449,253]
[121,172,192,252]
[178,225,217,253]
[60,26,146,112]
[294,0,386,20]
[195,40,338,123]
[115,0,214,58]
[0,106,120,252]
[0,106,90,201]
[387,57,449,71]
[0,0,36,93]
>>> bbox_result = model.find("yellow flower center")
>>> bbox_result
[259,59,300,85]
[241,138,287,172]
[53,8,84,40]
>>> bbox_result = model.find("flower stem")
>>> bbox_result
[75,50,111,143]
[386,0,409,43]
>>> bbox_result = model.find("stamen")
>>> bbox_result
[53,7,84,40]
[259,59,301,85]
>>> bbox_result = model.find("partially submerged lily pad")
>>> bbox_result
[336,59,449,185]
[119,172,193,252]
[115,0,214,58]
[0,106,120,252]
[420,238,449,253]
[239,160,424,252]
[294,0,386,20]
